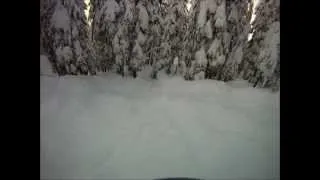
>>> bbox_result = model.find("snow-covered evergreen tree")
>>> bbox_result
[41,0,279,91]
[145,0,162,66]
[40,0,54,54]
[186,0,254,82]
[41,0,91,75]
[89,0,122,73]
[187,0,226,80]
[218,0,252,81]
[127,0,148,77]
[242,0,280,89]
[40,0,57,73]
[70,0,91,75]
[160,0,189,75]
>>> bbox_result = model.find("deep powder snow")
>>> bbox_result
[41,73,279,179]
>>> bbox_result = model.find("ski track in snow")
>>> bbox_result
[41,73,279,180]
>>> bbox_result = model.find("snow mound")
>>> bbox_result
[226,79,250,88]
[40,55,54,76]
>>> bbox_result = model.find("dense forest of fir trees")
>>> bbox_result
[40,0,280,90]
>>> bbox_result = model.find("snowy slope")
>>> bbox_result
[41,75,279,179]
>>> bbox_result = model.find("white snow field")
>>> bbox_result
[40,72,279,180]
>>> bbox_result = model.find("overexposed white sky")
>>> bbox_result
[248,0,260,41]
[84,0,90,20]
[187,0,192,11]
[250,0,261,25]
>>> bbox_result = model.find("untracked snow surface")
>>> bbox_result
[41,73,279,180]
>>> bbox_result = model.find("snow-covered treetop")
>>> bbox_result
[51,0,70,32]
[96,0,120,22]
[137,1,149,31]
[197,0,218,28]
[123,0,135,22]
[197,0,207,28]
[207,0,217,14]
[228,3,238,22]
[214,0,226,28]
